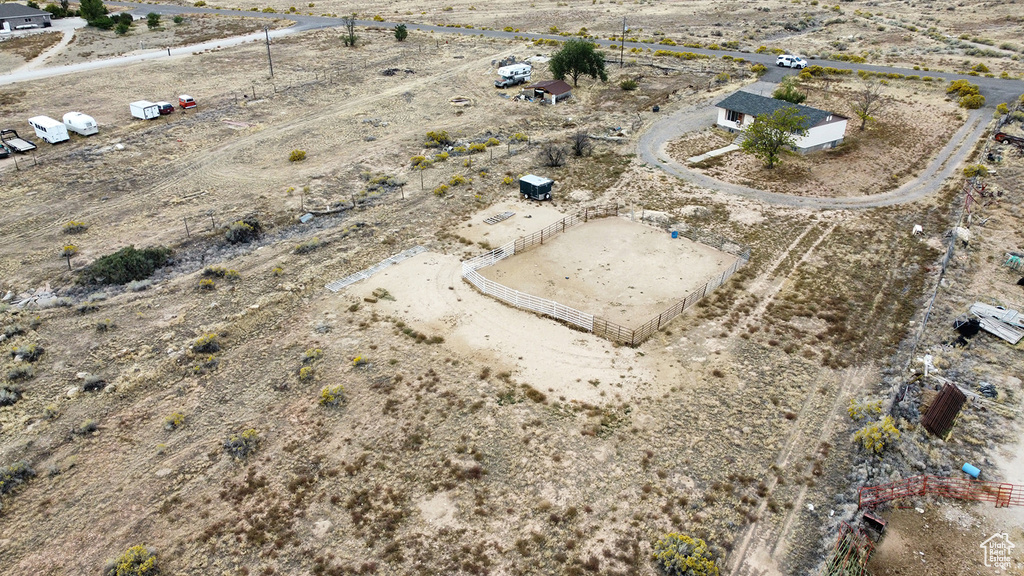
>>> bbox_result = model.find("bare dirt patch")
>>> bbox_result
[0,31,63,69]
[479,215,737,325]
[667,126,734,161]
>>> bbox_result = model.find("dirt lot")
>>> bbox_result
[479,216,736,325]
[0,10,1022,576]
[0,30,63,72]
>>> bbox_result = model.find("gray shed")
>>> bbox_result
[519,174,553,200]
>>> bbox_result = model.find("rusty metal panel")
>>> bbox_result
[922,383,967,438]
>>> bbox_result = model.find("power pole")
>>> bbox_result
[620,17,625,68]
[264,26,274,78]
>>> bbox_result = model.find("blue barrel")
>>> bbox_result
[962,463,981,478]
[671,231,679,239]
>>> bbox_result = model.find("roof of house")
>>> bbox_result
[0,3,51,17]
[526,80,573,95]
[716,91,845,128]
[921,383,968,438]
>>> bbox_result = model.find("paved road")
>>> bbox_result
[5,2,1023,104]
[636,82,989,210]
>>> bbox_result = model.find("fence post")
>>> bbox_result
[657,312,663,329]
[541,229,544,244]
[562,219,565,233]
[585,207,588,222]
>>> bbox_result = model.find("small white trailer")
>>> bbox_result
[63,112,98,136]
[494,63,532,88]
[28,115,69,144]
[130,100,160,120]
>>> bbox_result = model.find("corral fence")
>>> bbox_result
[461,207,750,346]
[858,474,1024,509]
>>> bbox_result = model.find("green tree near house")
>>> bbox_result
[738,107,808,169]
[549,38,608,87]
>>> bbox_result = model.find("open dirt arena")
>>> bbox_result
[478,216,737,325]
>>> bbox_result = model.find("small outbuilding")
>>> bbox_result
[524,80,573,105]
[715,91,848,153]
[519,174,553,201]
[0,2,52,30]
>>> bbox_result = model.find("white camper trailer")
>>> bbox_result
[130,100,160,120]
[494,63,532,88]
[28,115,69,144]
[63,112,98,136]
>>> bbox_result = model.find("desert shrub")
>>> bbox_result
[971,62,989,73]
[0,386,20,406]
[104,545,158,576]
[3,324,25,339]
[854,416,900,454]
[271,266,284,277]
[303,348,323,363]
[433,184,450,196]
[434,151,449,162]
[96,318,115,332]
[114,20,130,35]
[146,12,160,28]
[772,78,806,104]
[453,145,467,154]
[224,429,260,459]
[947,79,980,97]
[173,15,184,23]
[6,365,34,381]
[652,533,720,576]
[225,218,262,243]
[0,461,35,495]
[425,130,453,146]
[468,142,487,154]
[289,149,307,162]
[319,384,346,407]
[193,334,220,354]
[996,102,1010,115]
[202,266,227,277]
[198,278,215,291]
[193,0,206,5]
[192,355,219,375]
[352,356,367,367]
[63,221,89,234]
[294,237,323,254]
[224,269,241,281]
[74,419,99,435]
[449,174,468,186]
[847,399,882,420]
[511,132,528,142]
[960,94,985,109]
[164,412,185,430]
[963,164,989,178]
[502,176,515,185]
[410,155,427,166]
[80,246,172,285]
[750,63,767,76]
[540,143,566,167]
[485,137,500,146]
[82,374,106,392]
[620,78,639,90]
[11,344,44,362]
[299,366,315,383]
[126,279,151,292]
[714,72,730,84]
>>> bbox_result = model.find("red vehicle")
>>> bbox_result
[155,102,174,115]
[178,95,197,109]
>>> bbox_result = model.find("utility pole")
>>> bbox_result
[620,17,625,68]
[264,26,274,78]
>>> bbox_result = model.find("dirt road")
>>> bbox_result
[637,87,989,210]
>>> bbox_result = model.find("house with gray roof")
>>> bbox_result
[715,91,848,153]
[0,2,52,30]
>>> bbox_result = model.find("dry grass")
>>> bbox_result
[0,31,62,60]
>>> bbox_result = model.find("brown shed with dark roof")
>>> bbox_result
[921,383,968,439]
[525,80,573,104]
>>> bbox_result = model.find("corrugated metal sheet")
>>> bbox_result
[922,384,968,439]
[970,302,1024,327]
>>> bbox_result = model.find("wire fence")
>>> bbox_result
[461,208,750,346]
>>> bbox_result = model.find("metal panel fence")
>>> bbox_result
[858,475,1024,509]
[461,206,750,346]
[325,245,427,292]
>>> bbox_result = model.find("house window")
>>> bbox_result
[726,110,741,123]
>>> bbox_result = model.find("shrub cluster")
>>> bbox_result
[225,218,262,243]
[854,416,900,454]
[164,412,185,430]
[289,149,307,162]
[223,429,260,459]
[103,545,158,576]
[947,79,986,109]
[294,237,323,254]
[652,533,720,576]
[424,130,453,147]
[0,461,35,496]
[80,246,172,285]
[193,334,220,354]
[63,221,89,234]
[319,384,346,407]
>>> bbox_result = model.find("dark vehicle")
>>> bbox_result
[0,129,37,153]
[0,143,8,159]
[155,102,174,115]
[995,132,1024,150]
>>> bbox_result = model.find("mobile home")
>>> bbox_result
[28,115,69,144]
[63,112,98,136]
[130,100,160,120]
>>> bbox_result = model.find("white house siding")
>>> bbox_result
[796,119,847,152]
